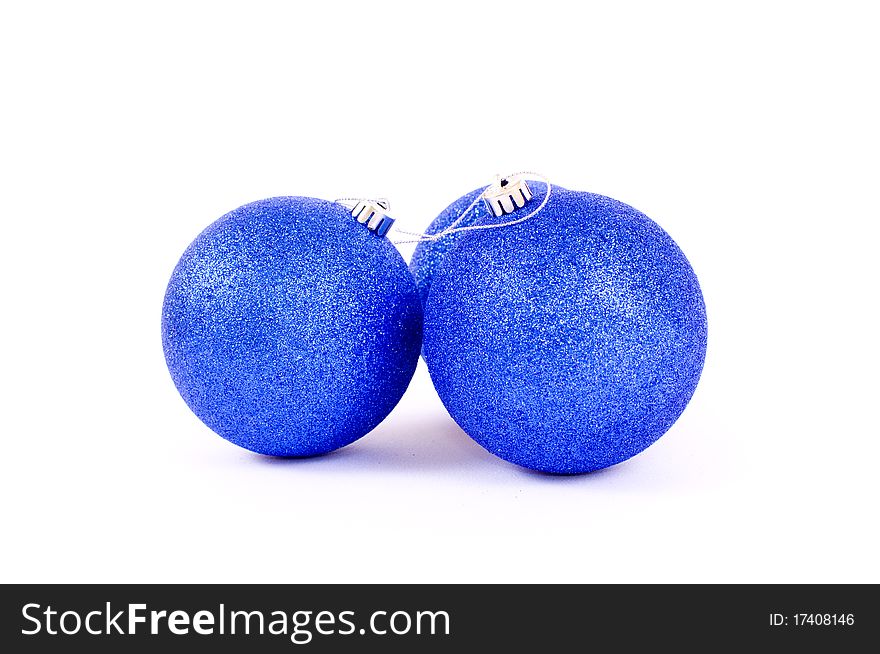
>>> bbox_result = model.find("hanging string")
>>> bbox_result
[334,197,390,210]
[391,172,552,245]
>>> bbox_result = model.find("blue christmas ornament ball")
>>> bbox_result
[163,197,423,456]
[412,183,707,474]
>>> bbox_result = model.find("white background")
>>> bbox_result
[1,1,877,583]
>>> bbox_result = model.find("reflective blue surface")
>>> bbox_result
[163,197,423,456]
[417,186,707,473]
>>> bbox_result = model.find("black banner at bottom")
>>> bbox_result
[1,584,875,651]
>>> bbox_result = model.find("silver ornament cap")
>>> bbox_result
[483,175,533,217]
[346,198,395,237]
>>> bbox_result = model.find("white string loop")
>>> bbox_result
[391,171,551,245]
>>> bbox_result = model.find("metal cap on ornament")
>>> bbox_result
[344,198,396,237]
[482,175,533,217]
